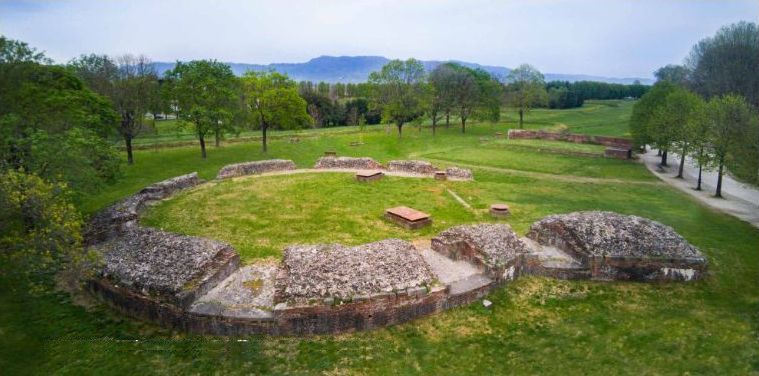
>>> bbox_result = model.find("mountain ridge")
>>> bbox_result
[153,55,653,85]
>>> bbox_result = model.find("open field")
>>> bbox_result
[126,99,635,147]
[2,101,758,374]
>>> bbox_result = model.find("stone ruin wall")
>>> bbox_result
[387,160,438,175]
[314,156,383,170]
[507,129,634,158]
[85,166,705,336]
[216,159,296,179]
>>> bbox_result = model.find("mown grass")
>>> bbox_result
[2,100,758,374]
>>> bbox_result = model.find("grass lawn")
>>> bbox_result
[2,100,758,374]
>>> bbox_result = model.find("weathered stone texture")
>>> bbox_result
[275,239,434,303]
[527,211,702,259]
[96,227,239,307]
[432,224,528,279]
[387,160,437,175]
[445,167,473,180]
[85,172,201,244]
[527,211,706,281]
[314,156,383,170]
[216,159,296,179]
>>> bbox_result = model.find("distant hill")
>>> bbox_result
[153,56,653,85]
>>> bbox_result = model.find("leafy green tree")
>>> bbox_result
[654,64,690,86]
[164,60,239,158]
[368,59,427,136]
[688,102,715,191]
[241,71,311,152]
[630,82,678,164]
[651,88,705,178]
[0,170,95,290]
[0,59,120,198]
[706,95,757,197]
[687,22,759,108]
[505,64,548,128]
[69,54,160,164]
[0,35,51,64]
[429,63,459,131]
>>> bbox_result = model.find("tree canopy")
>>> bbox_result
[241,71,311,152]
[505,64,548,128]
[687,21,759,108]
[164,60,240,158]
[368,59,427,136]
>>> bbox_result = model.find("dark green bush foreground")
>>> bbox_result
[1,112,758,375]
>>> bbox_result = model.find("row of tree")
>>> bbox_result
[632,22,759,196]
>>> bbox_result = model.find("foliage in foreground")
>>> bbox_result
[0,170,94,290]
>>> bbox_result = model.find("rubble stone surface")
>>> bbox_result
[216,159,296,179]
[275,239,434,303]
[313,156,383,170]
[432,224,528,276]
[527,211,703,259]
[85,172,201,244]
[96,227,239,306]
[387,160,437,175]
[445,167,473,180]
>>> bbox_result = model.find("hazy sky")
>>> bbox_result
[1,0,757,78]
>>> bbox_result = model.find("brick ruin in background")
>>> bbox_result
[507,129,634,159]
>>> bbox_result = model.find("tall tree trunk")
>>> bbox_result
[661,150,668,166]
[657,149,662,157]
[215,128,221,147]
[677,147,687,178]
[397,124,403,137]
[125,135,134,165]
[445,111,450,128]
[432,117,437,136]
[199,135,207,159]
[262,126,268,152]
[518,109,524,129]
[696,163,703,191]
[715,157,724,198]
[461,117,466,133]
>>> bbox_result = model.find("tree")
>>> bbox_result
[630,82,678,164]
[0,170,95,289]
[706,95,756,197]
[688,103,714,191]
[164,60,239,158]
[69,54,161,164]
[368,59,427,136]
[0,59,120,199]
[241,71,311,152]
[651,88,705,178]
[0,36,51,64]
[429,63,459,133]
[687,22,759,108]
[505,64,547,128]
[654,64,690,86]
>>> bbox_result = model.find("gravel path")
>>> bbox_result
[641,148,759,229]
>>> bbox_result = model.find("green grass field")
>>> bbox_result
[3,100,758,375]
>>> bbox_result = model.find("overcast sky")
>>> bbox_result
[1,0,757,78]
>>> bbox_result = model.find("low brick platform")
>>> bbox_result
[356,170,384,182]
[385,206,432,229]
[490,204,511,218]
[604,147,632,159]
[434,171,447,181]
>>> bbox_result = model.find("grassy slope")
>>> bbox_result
[2,100,758,375]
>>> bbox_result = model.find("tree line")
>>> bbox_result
[631,21,759,196]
